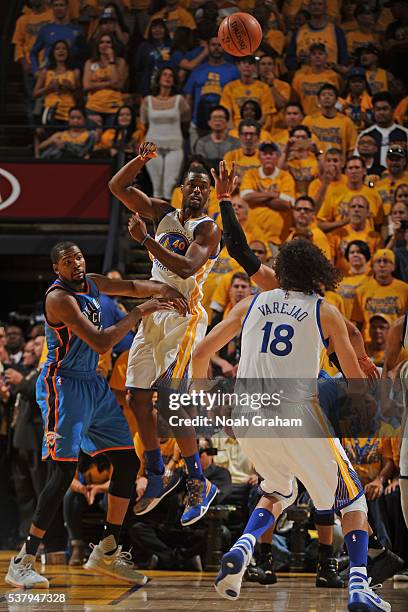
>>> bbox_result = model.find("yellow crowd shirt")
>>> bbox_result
[287,225,332,260]
[366,68,389,96]
[395,96,408,126]
[265,29,286,56]
[375,172,408,216]
[352,277,408,341]
[286,154,320,197]
[346,30,380,56]
[308,175,348,203]
[220,79,276,127]
[283,0,340,21]
[317,184,383,228]
[224,148,260,175]
[44,69,77,121]
[303,112,357,159]
[342,437,393,486]
[240,167,296,244]
[329,224,381,273]
[145,7,195,37]
[337,272,371,319]
[296,22,339,65]
[12,8,54,63]
[85,62,124,114]
[292,69,342,116]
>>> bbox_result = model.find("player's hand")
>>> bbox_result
[384,478,399,496]
[364,477,383,501]
[136,298,177,317]
[139,141,158,161]
[157,285,190,315]
[358,355,380,381]
[211,160,239,200]
[128,213,148,243]
[247,473,259,486]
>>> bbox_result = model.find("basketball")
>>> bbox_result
[218,13,263,57]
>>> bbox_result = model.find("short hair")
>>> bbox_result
[285,102,304,114]
[309,42,327,54]
[289,124,312,138]
[345,240,371,262]
[238,119,261,136]
[317,83,338,98]
[209,105,230,122]
[50,241,79,264]
[230,271,251,286]
[346,154,366,168]
[241,99,262,121]
[349,194,369,209]
[294,195,316,209]
[182,165,210,184]
[325,147,343,157]
[372,91,395,108]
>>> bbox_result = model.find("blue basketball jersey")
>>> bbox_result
[43,275,102,374]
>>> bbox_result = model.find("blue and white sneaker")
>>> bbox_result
[180,478,219,526]
[214,536,255,600]
[133,471,181,516]
[348,571,391,611]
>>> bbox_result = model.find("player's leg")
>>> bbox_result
[314,511,344,588]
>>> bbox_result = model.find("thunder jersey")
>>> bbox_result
[237,289,327,396]
[151,208,220,304]
[43,276,102,374]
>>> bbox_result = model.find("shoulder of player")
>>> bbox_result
[320,299,344,326]
[45,288,79,318]
[194,218,222,243]
[151,198,174,221]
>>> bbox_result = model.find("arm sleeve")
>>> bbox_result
[335,25,349,66]
[219,200,261,277]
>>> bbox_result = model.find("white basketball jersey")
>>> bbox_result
[151,209,220,303]
[237,288,327,381]
[403,312,408,350]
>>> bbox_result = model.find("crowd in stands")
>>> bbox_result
[4,0,408,582]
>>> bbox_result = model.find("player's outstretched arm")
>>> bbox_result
[382,316,405,377]
[46,290,174,354]
[108,142,171,220]
[320,302,365,379]
[327,316,379,381]
[192,295,253,378]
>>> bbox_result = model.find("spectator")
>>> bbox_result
[340,0,358,33]
[340,67,373,133]
[393,224,408,283]
[170,24,211,85]
[30,0,87,75]
[346,3,379,58]
[285,0,348,72]
[5,326,25,365]
[395,94,408,127]
[366,314,391,367]
[240,141,296,249]
[183,36,239,146]
[224,119,261,174]
[357,132,385,179]
[140,66,189,200]
[308,147,346,209]
[145,0,196,39]
[38,106,99,159]
[352,248,408,341]
[317,155,383,233]
[83,32,128,127]
[357,92,408,167]
[228,99,271,143]
[33,39,80,126]
[256,54,291,130]
[270,102,305,150]
[196,438,232,500]
[97,105,141,158]
[328,195,381,273]
[383,0,408,84]
[376,146,408,216]
[194,106,239,170]
[384,198,408,251]
[357,43,393,96]
[337,240,372,319]
[220,56,275,130]
[133,18,172,97]
[279,125,323,196]
[303,84,358,160]
[287,196,331,260]
[88,4,130,55]
[292,43,341,117]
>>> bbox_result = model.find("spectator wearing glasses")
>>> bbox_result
[224,119,261,174]
[228,100,272,145]
[279,125,323,197]
[287,196,331,260]
[194,106,239,170]
[376,146,408,216]
[356,133,385,180]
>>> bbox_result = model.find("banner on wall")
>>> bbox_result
[0,162,112,219]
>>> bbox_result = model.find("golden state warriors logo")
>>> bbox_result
[159,232,189,256]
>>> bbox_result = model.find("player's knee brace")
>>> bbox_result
[313,509,335,526]
[32,461,77,530]
[107,449,140,499]
[340,495,368,517]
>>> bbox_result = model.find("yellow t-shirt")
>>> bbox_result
[224,147,260,175]
[346,30,380,56]
[220,79,276,127]
[85,62,124,114]
[309,175,348,203]
[366,68,389,96]
[296,22,339,65]
[292,69,342,117]
[265,29,286,56]
[287,225,332,260]
[286,154,320,197]
[375,172,408,216]
[395,96,408,126]
[240,167,296,244]
[329,225,381,273]
[269,128,290,151]
[342,437,393,486]
[283,0,340,20]
[144,7,195,37]
[60,129,91,145]
[317,184,383,228]
[337,272,371,320]
[352,277,408,341]
[324,290,346,316]
[12,8,54,63]
[44,69,77,121]
[303,112,357,159]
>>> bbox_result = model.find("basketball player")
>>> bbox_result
[383,314,408,531]
[5,242,184,588]
[109,142,223,525]
[193,239,391,611]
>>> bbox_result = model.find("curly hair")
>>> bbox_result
[275,239,342,295]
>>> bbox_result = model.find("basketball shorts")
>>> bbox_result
[126,306,208,390]
[36,368,134,461]
[236,401,363,513]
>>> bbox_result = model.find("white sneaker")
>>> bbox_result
[214,541,253,600]
[84,540,148,585]
[348,571,391,611]
[5,555,49,589]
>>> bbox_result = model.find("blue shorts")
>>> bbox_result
[36,367,134,461]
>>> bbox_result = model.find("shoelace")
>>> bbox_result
[186,480,204,507]
[18,562,38,578]
[113,550,134,568]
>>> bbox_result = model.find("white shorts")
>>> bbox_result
[237,403,363,513]
[126,305,208,390]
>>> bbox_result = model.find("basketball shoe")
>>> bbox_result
[84,536,148,585]
[6,550,49,588]
[348,570,391,611]
[180,478,219,526]
[133,471,181,516]
[214,534,255,600]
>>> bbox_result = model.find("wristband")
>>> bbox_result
[140,234,150,246]
[218,193,230,200]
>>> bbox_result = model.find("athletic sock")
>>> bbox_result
[344,530,368,572]
[101,525,121,554]
[144,449,164,476]
[184,453,203,480]
[368,533,385,559]
[18,534,42,559]
[228,509,275,567]
[318,543,334,561]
